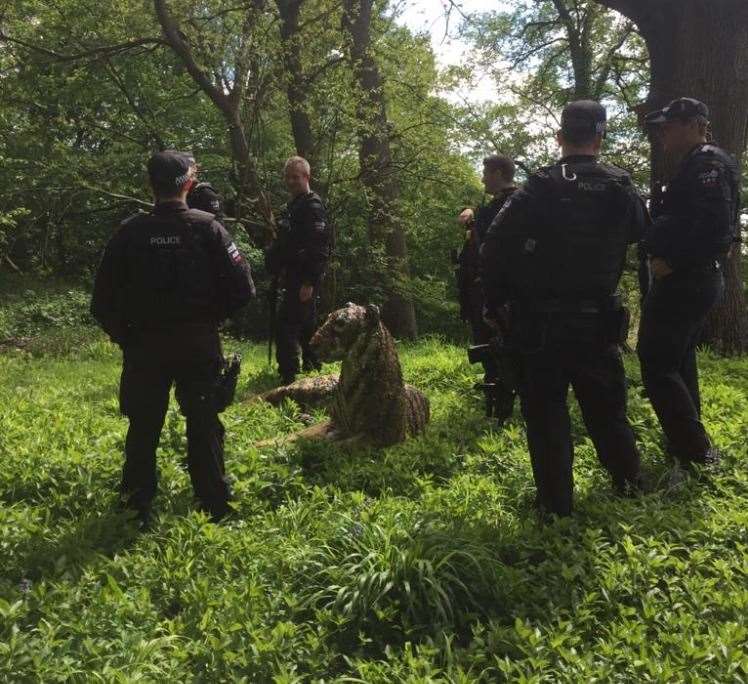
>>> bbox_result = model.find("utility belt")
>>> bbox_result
[513,294,630,348]
[123,321,219,348]
[128,320,218,334]
[678,259,721,276]
[527,294,623,315]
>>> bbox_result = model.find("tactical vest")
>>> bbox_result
[267,191,329,279]
[119,209,220,329]
[510,159,635,303]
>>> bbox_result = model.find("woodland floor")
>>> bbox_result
[1,293,747,681]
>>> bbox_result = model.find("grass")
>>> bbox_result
[0,294,747,681]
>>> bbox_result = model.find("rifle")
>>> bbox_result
[267,276,278,366]
[248,189,279,367]
[467,336,520,426]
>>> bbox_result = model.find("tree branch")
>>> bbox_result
[303,54,345,87]
[593,0,656,37]
[0,31,164,62]
[153,0,233,116]
[101,57,165,148]
[510,37,568,69]
[592,21,634,99]
[518,19,562,40]
[79,183,154,209]
[3,255,22,273]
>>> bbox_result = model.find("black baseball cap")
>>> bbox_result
[561,100,607,136]
[645,97,709,125]
[147,150,196,189]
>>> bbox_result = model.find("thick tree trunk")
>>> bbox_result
[598,0,748,354]
[342,0,417,339]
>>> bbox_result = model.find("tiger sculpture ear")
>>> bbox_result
[364,304,381,327]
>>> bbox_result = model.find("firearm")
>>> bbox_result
[467,336,519,426]
[216,353,242,412]
[267,277,278,366]
[254,190,280,367]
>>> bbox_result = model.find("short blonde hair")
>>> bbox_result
[284,155,311,177]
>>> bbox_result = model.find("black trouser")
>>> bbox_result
[518,317,640,516]
[119,328,230,515]
[276,283,319,381]
[637,266,724,464]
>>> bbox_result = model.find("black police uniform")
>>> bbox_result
[91,197,255,520]
[457,187,516,380]
[188,182,224,222]
[638,129,739,464]
[265,191,330,383]
[481,154,646,516]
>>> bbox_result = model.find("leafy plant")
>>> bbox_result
[1,292,747,681]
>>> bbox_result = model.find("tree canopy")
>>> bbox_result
[0,0,745,347]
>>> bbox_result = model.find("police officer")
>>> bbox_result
[188,179,224,221]
[182,153,226,221]
[266,156,330,385]
[456,155,517,392]
[91,150,255,527]
[480,101,646,517]
[638,98,739,473]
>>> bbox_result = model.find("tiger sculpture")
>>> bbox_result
[259,303,430,446]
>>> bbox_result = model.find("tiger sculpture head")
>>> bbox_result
[310,302,382,362]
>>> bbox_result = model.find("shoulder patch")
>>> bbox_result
[227,241,243,264]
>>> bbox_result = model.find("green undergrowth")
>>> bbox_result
[0,276,95,356]
[1,327,747,682]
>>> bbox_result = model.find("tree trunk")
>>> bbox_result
[276,0,316,164]
[342,0,417,339]
[551,0,594,100]
[598,0,748,355]
[275,0,341,317]
[154,0,263,226]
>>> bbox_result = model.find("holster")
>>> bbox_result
[215,353,242,412]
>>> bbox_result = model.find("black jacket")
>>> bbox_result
[480,155,646,316]
[643,143,740,270]
[265,191,330,286]
[456,188,516,320]
[91,200,255,344]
